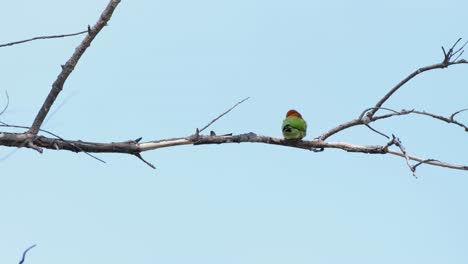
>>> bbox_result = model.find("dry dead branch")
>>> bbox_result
[0,0,466,176]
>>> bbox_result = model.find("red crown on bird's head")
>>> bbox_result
[286,109,302,118]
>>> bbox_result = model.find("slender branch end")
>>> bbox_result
[18,244,37,264]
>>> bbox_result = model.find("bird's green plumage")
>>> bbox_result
[282,116,307,139]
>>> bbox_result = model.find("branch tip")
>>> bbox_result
[198,97,250,133]
[450,108,468,121]
[441,46,447,58]
[18,244,36,264]
[0,30,88,48]
[0,90,9,116]
[135,153,156,169]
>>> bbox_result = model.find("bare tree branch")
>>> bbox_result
[387,150,464,171]
[0,122,106,163]
[0,30,88,48]
[27,0,121,135]
[0,0,466,178]
[367,39,468,118]
[18,244,36,264]
[411,110,468,131]
[318,118,363,141]
[370,109,414,121]
[319,107,467,140]
[0,132,466,171]
[0,88,106,161]
[318,107,406,140]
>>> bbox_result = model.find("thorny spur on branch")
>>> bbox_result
[0,0,466,176]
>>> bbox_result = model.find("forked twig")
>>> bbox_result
[368,38,468,118]
[442,38,468,63]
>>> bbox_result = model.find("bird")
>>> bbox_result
[282,109,307,140]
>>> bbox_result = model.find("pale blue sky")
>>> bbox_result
[1,1,467,263]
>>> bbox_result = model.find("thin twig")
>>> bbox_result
[0,91,9,116]
[359,107,399,121]
[444,38,468,63]
[450,108,468,120]
[198,97,250,133]
[18,244,36,264]
[365,124,390,139]
[449,38,464,56]
[360,107,396,138]
[453,40,468,56]
[28,0,121,135]
[413,159,439,170]
[453,50,465,62]
[387,150,466,170]
[370,109,414,121]
[0,31,88,48]
[412,110,468,131]
[442,38,462,64]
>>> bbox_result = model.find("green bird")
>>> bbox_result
[282,109,307,140]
